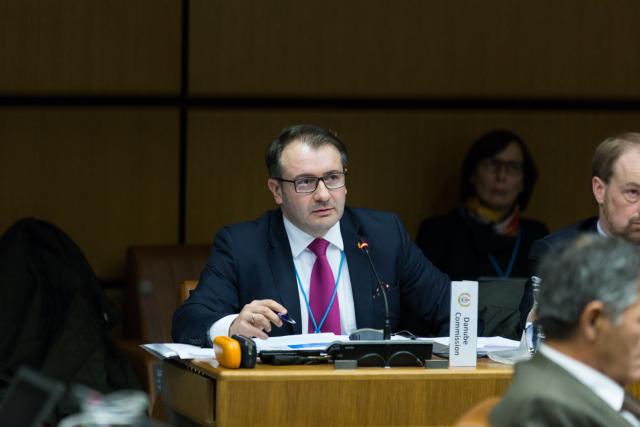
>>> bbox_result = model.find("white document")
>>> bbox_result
[449,280,478,366]
[255,333,414,352]
[426,336,519,356]
[255,333,341,352]
[141,343,215,360]
[487,330,532,365]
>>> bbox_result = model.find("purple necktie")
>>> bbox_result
[307,238,341,334]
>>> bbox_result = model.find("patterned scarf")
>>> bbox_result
[465,197,520,237]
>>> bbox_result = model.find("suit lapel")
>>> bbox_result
[341,210,376,329]
[267,210,302,335]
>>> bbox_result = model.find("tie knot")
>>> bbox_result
[308,238,330,256]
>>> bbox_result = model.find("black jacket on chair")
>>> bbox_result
[0,218,138,419]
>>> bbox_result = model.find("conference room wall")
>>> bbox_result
[190,1,640,98]
[2,0,640,284]
[0,108,180,280]
[185,109,638,245]
[0,0,181,94]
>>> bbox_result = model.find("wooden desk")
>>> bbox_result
[161,359,513,427]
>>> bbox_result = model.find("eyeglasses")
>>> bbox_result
[479,158,524,176]
[273,172,347,193]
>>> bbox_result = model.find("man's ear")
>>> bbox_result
[592,176,606,205]
[580,300,607,342]
[267,178,283,205]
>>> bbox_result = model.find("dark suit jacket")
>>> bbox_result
[172,207,451,347]
[520,217,599,320]
[417,208,548,281]
[490,352,633,427]
[528,217,599,276]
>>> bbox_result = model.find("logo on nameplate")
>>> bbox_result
[458,293,471,307]
[449,281,478,367]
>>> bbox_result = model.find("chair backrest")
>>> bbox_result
[454,396,500,427]
[179,280,198,303]
[478,277,527,340]
[124,244,210,342]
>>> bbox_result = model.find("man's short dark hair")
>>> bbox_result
[592,132,640,183]
[265,124,348,178]
[536,234,640,340]
[460,130,538,210]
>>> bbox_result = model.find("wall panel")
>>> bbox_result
[186,110,640,244]
[190,1,640,98]
[0,0,181,94]
[0,108,180,279]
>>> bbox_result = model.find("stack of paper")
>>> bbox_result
[419,336,520,356]
[142,343,215,360]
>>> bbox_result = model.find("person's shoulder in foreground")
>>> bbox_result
[491,352,634,427]
[492,234,640,427]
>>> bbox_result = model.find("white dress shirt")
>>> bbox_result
[209,217,357,339]
[540,344,640,426]
[597,220,610,238]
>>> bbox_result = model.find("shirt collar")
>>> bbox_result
[539,344,625,411]
[596,219,610,238]
[282,216,344,257]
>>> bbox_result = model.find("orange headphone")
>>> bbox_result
[213,335,257,368]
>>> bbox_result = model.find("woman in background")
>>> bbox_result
[417,130,548,281]
[417,130,548,338]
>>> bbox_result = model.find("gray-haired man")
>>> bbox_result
[491,235,640,427]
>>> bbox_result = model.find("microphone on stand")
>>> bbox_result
[327,238,435,367]
[357,239,391,341]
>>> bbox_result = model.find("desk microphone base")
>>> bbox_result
[327,341,433,368]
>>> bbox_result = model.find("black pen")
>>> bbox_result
[278,313,296,324]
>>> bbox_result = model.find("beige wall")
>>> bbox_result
[2,1,639,280]
[0,108,180,279]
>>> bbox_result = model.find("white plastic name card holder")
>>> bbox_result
[449,280,478,367]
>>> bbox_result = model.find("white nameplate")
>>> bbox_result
[449,280,478,367]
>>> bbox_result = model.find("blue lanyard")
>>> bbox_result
[295,251,345,334]
[488,231,521,278]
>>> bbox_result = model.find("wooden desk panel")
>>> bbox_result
[163,359,513,427]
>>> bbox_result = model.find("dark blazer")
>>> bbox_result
[417,209,548,339]
[490,352,633,427]
[519,217,599,326]
[0,218,139,421]
[417,208,549,281]
[528,217,598,276]
[172,207,451,347]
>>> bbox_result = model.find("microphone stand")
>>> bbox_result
[359,241,391,340]
[327,240,435,368]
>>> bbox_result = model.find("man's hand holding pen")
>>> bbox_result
[230,299,295,339]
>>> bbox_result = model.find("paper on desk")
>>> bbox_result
[255,333,342,352]
[419,336,520,355]
[142,343,215,360]
[487,331,532,365]
[255,332,413,352]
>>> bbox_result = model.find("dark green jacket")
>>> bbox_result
[491,353,633,427]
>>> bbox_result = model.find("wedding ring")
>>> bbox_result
[250,313,256,325]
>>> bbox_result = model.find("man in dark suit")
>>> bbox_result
[491,235,640,427]
[172,124,450,347]
[529,132,640,275]
[520,132,640,322]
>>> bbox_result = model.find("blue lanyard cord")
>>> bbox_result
[488,231,522,278]
[295,251,345,334]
